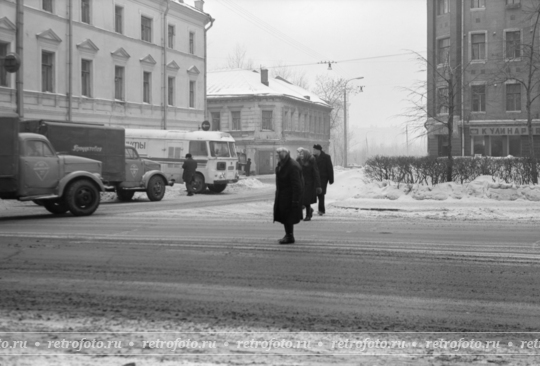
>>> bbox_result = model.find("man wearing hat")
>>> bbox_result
[312,144,334,215]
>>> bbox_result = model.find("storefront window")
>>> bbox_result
[509,135,521,157]
[438,135,449,156]
[473,136,485,156]
[490,136,504,157]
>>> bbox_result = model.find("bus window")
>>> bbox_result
[228,142,237,158]
[209,141,230,158]
[189,141,208,157]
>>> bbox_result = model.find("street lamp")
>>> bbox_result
[343,76,363,168]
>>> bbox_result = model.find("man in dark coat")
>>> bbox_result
[313,144,334,215]
[296,148,322,221]
[182,153,198,196]
[245,158,251,177]
[273,147,303,244]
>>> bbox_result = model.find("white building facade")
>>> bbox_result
[0,0,212,129]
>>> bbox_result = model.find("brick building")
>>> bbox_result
[0,0,212,130]
[427,0,540,157]
[207,69,332,175]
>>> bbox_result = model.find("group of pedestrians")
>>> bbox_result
[273,144,334,245]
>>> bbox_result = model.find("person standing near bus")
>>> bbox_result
[182,153,197,196]
[273,147,304,245]
[245,158,252,177]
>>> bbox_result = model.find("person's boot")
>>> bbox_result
[304,207,312,221]
[279,234,295,245]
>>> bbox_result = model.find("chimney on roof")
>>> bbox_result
[304,95,311,100]
[194,0,204,11]
[261,68,269,86]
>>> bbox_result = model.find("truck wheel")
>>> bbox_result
[192,173,206,194]
[65,179,100,216]
[116,188,135,202]
[43,199,69,214]
[207,184,227,193]
[146,176,166,201]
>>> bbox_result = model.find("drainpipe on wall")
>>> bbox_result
[67,0,73,121]
[162,0,170,130]
[204,15,215,123]
[15,0,24,117]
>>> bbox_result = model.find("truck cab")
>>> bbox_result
[0,114,104,216]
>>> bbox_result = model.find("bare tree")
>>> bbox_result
[312,75,362,166]
[490,1,540,183]
[270,62,310,90]
[224,44,254,70]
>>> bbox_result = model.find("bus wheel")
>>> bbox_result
[116,188,135,202]
[192,173,206,193]
[208,184,227,193]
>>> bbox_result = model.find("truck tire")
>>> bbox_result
[43,199,69,215]
[207,183,227,193]
[192,173,206,194]
[65,179,100,216]
[146,176,166,201]
[116,188,135,202]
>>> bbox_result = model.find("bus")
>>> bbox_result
[125,129,239,193]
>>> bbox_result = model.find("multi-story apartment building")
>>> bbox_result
[207,69,332,175]
[0,0,212,130]
[427,0,540,157]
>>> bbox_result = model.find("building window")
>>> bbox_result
[115,6,123,34]
[470,0,485,8]
[211,112,220,131]
[505,30,521,59]
[114,66,124,100]
[472,136,485,156]
[143,72,151,103]
[471,85,485,112]
[189,32,195,54]
[81,59,92,97]
[168,25,175,49]
[490,136,504,157]
[262,110,273,130]
[437,87,449,114]
[0,42,8,87]
[471,33,486,60]
[509,135,521,156]
[168,76,175,106]
[81,0,91,24]
[438,135,449,156]
[42,0,53,12]
[506,0,520,4]
[506,83,521,111]
[41,51,54,92]
[189,81,195,108]
[437,38,450,64]
[283,111,289,131]
[231,111,241,130]
[141,16,152,42]
[437,0,449,15]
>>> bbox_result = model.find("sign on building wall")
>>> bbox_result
[470,126,540,136]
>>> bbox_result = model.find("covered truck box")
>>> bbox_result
[20,120,125,183]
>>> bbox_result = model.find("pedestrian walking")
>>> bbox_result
[312,144,334,215]
[182,153,198,196]
[245,158,251,177]
[273,147,304,244]
[296,147,322,221]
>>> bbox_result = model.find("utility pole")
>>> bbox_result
[15,0,24,117]
[343,76,363,168]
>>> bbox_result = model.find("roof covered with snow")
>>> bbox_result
[207,69,331,109]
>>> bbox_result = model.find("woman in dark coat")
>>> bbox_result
[296,148,322,221]
[273,147,304,244]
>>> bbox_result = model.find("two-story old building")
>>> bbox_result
[0,0,212,130]
[427,0,540,157]
[207,69,332,175]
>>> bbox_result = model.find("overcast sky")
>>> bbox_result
[198,0,427,149]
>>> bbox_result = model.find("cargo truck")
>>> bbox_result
[20,120,173,202]
[0,113,104,216]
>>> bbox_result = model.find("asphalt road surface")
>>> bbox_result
[1,190,540,364]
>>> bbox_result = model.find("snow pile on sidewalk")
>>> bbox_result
[227,177,273,192]
[327,168,540,202]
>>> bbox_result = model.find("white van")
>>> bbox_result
[125,129,239,193]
